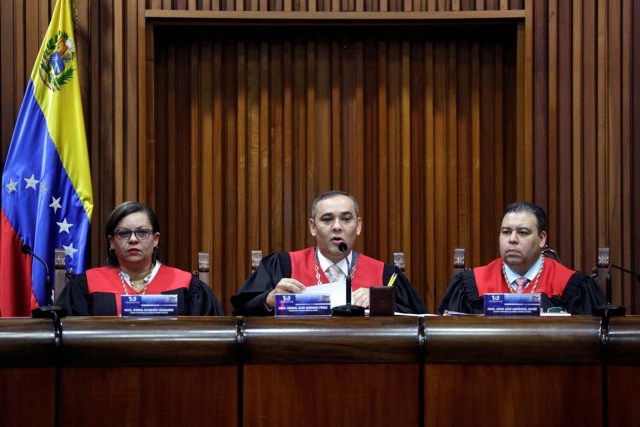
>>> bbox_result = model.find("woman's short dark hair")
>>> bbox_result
[503,202,547,235]
[105,201,160,267]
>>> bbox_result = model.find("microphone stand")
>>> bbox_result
[331,243,365,317]
[331,274,365,317]
[22,245,64,321]
[593,264,640,319]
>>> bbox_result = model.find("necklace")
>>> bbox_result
[314,246,358,286]
[118,263,155,295]
[502,257,544,293]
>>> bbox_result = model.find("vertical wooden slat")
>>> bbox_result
[331,40,342,188]
[377,40,389,260]
[353,40,365,247]
[401,40,411,276]
[114,0,125,200]
[571,0,583,267]
[532,0,547,207]
[632,0,640,311]
[584,1,606,274]
[620,0,633,308]
[190,42,201,270]
[446,40,458,278]
[138,0,149,205]
[305,41,317,238]
[0,0,15,154]
[522,0,533,201]
[293,40,308,246]
[236,42,249,293]
[271,42,284,250]
[547,0,558,251]
[212,41,225,295]
[247,42,260,252]
[470,41,481,264]
[456,38,470,268]
[164,43,177,263]
[386,40,399,260]
[200,39,214,285]
[433,41,447,283]
[223,43,237,308]
[607,0,623,304]
[282,41,294,248]
[316,40,331,191]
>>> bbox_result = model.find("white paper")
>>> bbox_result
[303,281,347,307]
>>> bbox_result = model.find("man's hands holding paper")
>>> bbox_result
[266,278,306,309]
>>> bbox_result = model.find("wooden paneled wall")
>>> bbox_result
[1,0,638,314]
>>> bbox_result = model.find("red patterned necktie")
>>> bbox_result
[515,277,529,293]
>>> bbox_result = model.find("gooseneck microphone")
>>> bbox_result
[594,264,640,318]
[331,242,365,317]
[22,244,52,306]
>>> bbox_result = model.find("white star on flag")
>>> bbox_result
[63,242,79,258]
[24,174,39,190]
[57,218,74,234]
[5,179,18,193]
[50,196,62,213]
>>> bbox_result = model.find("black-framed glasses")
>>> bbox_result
[113,228,153,241]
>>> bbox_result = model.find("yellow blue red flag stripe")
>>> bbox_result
[0,0,93,316]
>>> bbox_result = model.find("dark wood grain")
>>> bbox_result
[243,363,421,426]
[59,365,238,427]
[424,315,603,364]
[59,317,239,366]
[0,319,57,367]
[0,367,56,426]
[425,363,602,427]
[242,316,421,363]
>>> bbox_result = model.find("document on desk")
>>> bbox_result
[303,281,346,307]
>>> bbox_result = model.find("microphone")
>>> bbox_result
[22,244,52,304]
[594,264,640,318]
[22,245,64,320]
[331,242,365,317]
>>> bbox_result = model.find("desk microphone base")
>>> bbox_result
[593,304,626,318]
[332,304,365,317]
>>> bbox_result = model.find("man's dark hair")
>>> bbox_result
[310,190,360,219]
[503,201,547,234]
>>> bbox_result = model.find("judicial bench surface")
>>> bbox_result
[1,316,638,427]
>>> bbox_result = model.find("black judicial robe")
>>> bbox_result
[231,247,428,315]
[58,264,224,316]
[437,258,605,315]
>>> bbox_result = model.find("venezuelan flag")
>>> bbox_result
[0,0,93,316]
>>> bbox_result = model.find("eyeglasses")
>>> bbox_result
[113,228,153,241]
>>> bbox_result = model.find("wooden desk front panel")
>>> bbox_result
[243,364,420,427]
[425,363,602,427]
[59,365,237,427]
[0,367,56,426]
[606,317,640,427]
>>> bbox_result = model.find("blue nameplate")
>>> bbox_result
[274,294,332,317]
[121,294,178,317]
[484,293,541,316]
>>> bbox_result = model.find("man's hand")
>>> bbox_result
[266,278,306,308]
[352,287,370,308]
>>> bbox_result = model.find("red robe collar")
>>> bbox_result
[289,247,384,290]
[86,265,191,314]
[474,257,575,297]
